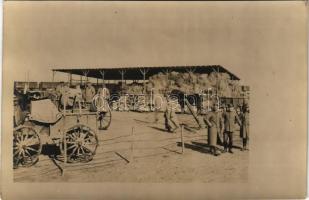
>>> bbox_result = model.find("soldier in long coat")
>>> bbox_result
[96,85,110,112]
[83,82,96,104]
[152,88,162,123]
[222,104,241,153]
[204,105,224,156]
[240,104,249,151]
[55,82,64,98]
[164,96,179,133]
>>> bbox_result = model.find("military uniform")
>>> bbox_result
[240,110,249,150]
[164,100,179,133]
[59,84,72,107]
[14,100,24,127]
[204,111,223,156]
[96,87,110,112]
[222,107,241,153]
[152,89,162,123]
[83,84,96,103]
[55,83,64,98]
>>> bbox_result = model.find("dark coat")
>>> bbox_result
[240,112,249,139]
[222,110,241,132]
[204,112,223,146]
[164,102,179,131]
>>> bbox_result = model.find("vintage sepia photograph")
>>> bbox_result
[13,65,250,182]
[2,1,307,199]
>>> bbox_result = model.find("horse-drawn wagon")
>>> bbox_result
[13,88,112,169]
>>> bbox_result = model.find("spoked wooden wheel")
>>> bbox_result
[93,97,112,130]
[63,124,98,163]
[13,126,41,168]
[97,109,112,130]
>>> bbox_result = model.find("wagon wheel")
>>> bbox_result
[97,109,112,130]
[63,124,98,163]
[13,126,41,168]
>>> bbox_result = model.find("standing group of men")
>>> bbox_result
[55,82,110,109]
[162,94,250,157]
[204,103,249,156]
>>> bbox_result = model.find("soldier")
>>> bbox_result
[69,83,83,104]
[152,88,162,123]
[222,104,241,153]
[62,82,70,94]
[240,104,250,151]
[204,104,224,156]
[96,84,110,112]
[164,95,179,133]
[97,84,110,100]
[59,82,72,108]
[83,82,96,104]
[55,82,64,98]
[75,84,82,98]
[13,96,24,127]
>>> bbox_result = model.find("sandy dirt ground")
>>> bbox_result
[14,111,248,182]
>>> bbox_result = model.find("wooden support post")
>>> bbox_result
[130,127,134,162]
[143,73,145,93]
[150,89,153,111]
[52,71,55,82]
[99,70,105,85]
[119,70,126,94]
[163,69,170,78]
[211,67,219,96]
[69,73,72,85]
[62,99,67,176]
[139,68,149,94]
[181,124,184,154]
[185,67,196,74]
[95,112,98,131]
[78,99,82,116]
[83,70,89,83]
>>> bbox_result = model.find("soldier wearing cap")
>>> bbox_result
[204,104,224,156]
[152,87,161,123]
[222,104,241,153]
[55,82,64,98]
[240,103,250,151]
[164,94,179,133]
[96,84,110,112]
[83,82,96,103]
[59,82,72,107]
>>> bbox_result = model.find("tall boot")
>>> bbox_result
[241,138,246,151]
[223,134,228,153]
[210,146,214,155]
[228,133,234,153]
[223,142,227,153]
[244,139,248,151]
[214,147,220,156]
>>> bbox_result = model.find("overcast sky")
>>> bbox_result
[3,1,306,85]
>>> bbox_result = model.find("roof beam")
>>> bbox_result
[52,65,240,81]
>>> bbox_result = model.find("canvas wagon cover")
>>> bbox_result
[29,99,62,124]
